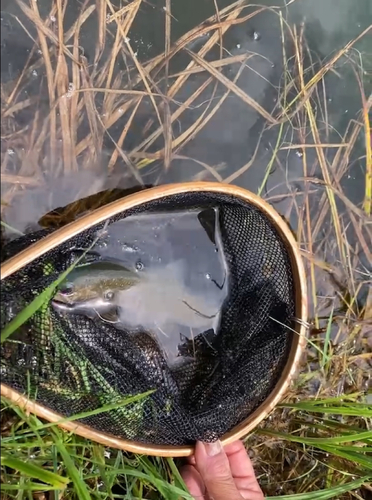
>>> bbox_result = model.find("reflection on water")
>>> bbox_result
[1,0,371,318]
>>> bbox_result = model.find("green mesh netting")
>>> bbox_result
[1,191,295,446]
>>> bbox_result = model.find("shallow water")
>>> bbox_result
[1,0,371,321]
[51,208,229,366]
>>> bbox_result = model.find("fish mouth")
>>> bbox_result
[51,296,111,315]
[51,293,90,311]
[51,298,77,312]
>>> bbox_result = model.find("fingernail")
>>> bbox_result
[203,440,222,457]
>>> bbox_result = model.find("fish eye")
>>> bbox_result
[104,290,114,301]
[62,284,74,296]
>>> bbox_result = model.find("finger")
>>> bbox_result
[180,464,206,499]
[234,480,265,499]
[236,487,264,500]
[224,441,264,498]
[194,440,243,500]
[224,441,257,478]
[187,455,197,465]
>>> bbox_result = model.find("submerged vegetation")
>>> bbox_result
[1,0,371,498]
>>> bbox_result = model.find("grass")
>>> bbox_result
[1,0,371,499]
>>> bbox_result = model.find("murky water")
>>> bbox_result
[51,208,229,366]
[1,0,371,320]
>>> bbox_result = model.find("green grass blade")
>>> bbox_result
[0,220,25,236]
[53,437,92,500]
[317,445,372,470]
[287,394,364,404]
[167,457,189,493]
[1,456,69,488]
[1,228,107,343]
[266,476,371,499]
[84,465,194,500]
[91,444,112,499]
[257,122,284,196]
[34,390,154,431]
[138,457,169,498]
[1,261,80,343]
[327,445,372,452]
[258,429,372,445]
[292,416,366,433]
[137,457,193,500]
[279,402,372,417]
[0,484,61,492]
[0,391,155,444]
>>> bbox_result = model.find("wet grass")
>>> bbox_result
[1,0,371,498]
[1,396,371,499]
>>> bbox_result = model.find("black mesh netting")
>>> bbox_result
[1,191,295,445]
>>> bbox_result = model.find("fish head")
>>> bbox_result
[51,260,140,319]
[51,274,118,316]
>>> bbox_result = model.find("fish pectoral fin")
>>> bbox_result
[96,308,120,324]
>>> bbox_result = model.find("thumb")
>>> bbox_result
[194,440,243,500]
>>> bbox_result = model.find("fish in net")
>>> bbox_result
[1,191,295,446]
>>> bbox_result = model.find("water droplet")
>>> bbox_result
[136,261,144,271]
[122,244,136,253]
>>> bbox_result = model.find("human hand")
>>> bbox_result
[180,440,264,500]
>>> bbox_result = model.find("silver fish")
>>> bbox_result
[52,261,141,320]
[52,259,222,328]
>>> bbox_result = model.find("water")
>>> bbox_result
[57,208,229,366]
[1,0,371,320]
